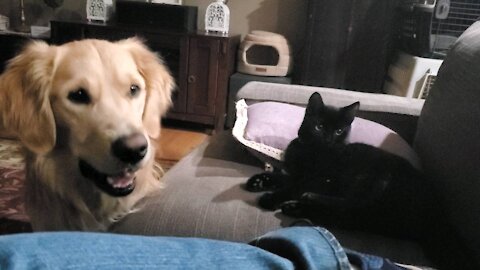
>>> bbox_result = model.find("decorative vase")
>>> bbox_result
[205,0,230,34]
[16,0,30,33]
[86,0,114,22]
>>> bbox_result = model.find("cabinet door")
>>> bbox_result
[186,37,220,116]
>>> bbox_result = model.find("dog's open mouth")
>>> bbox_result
[79,159,136,197]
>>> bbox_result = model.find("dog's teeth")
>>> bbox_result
[107,177,115,185]
[107,174,134,188]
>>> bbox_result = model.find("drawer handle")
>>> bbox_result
[188,75,196,84]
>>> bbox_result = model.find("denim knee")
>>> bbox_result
[250,226,351,270]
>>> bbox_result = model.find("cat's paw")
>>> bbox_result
[281,200,305,217]
[258,193,280,210]
[246,173,275,192]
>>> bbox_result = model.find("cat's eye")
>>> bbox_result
[68,88,91,104]
[130,84,141,97]
[314,124,323,131]
[334,128,344,136]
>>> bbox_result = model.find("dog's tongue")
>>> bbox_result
[107,171,135,188]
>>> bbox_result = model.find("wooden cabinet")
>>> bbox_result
[50,20,239,131]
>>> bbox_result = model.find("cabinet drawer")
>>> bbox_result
[186,37,221,116]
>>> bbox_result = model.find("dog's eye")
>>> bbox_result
[68,88,91,104]
[130,84,141,97]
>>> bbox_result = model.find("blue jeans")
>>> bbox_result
[0,227,405,270]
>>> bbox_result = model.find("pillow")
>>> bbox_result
[232,99,420,169]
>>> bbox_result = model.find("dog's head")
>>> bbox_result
[0,38,174,197]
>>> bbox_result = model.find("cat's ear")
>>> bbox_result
[342,102,360,124]
[306,92,324,114]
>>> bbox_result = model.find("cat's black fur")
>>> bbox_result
[245,93,438,240]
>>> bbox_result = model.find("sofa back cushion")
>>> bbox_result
[414,21,480,266]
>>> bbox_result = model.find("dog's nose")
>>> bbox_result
[111,133,148,164]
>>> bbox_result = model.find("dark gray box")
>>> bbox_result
[116,1,197,32]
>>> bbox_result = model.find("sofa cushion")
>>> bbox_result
[233,99,420,169]
[112,131,433,267]
[414,22,480,268]
[112,132,291,241]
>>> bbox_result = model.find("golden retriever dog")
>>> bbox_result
[0,38,174,231]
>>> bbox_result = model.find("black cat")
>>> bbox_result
[245,92,438,239]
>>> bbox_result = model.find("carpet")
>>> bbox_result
[0,138,30,234]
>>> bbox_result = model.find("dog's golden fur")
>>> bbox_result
[0,38,174,231]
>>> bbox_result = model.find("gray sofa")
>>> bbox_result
[113,22,480,269]
[113,82,433,267]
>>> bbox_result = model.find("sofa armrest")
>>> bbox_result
[235,82,425,144]
[236,81,424,115]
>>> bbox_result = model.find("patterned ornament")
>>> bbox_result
[86,0,114,22]
[205,0,230,34]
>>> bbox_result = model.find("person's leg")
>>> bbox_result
[249,226,411,270]
[0,228,409,270]
[0,232,294,270]
[345,249,412,270]
[249,226,352,270]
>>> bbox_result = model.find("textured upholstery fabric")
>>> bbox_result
[236,81,425,116]
[112,75,435,267]
[112,132,294,241]
[414,22,480,268]
[113,131,432,266]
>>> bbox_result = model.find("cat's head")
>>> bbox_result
[298,92,359,146]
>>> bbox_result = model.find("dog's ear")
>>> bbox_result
[0,41,56,154]
[120,38,174,139]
